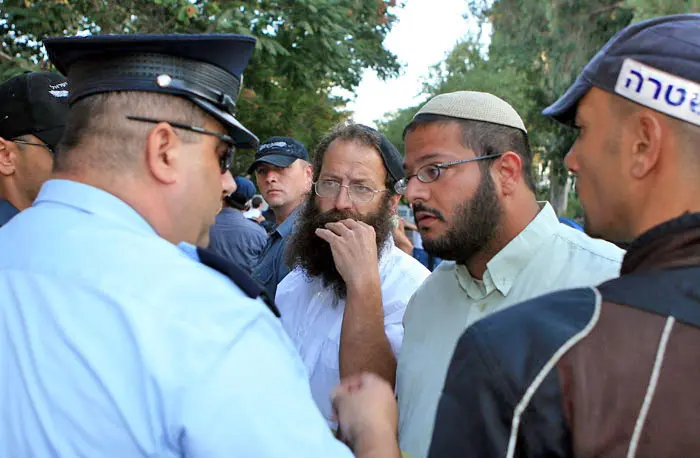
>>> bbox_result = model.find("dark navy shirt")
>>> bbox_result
[209,208,268,273]
[0,198,19,228]
[251,206,300,301]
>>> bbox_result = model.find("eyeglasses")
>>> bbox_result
[12,139,55,156]
[394,153,503,195]
[314,179,389,203]
[126,116,236,173]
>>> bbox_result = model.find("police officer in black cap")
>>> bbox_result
[0,34,396,458]
[0,71,69,226]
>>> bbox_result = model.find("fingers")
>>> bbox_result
[315,227,339,244]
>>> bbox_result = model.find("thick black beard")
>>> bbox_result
[420,169,502,263]
[286,194,393,300]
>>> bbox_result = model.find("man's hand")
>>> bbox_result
[316,219,380,290]
[331,373,400,458]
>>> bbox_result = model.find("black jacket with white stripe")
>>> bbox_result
[428,213,700,458]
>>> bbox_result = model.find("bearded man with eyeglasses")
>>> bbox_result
[279,121,430,428]
[0,72,68,227]
[395,91,626,458]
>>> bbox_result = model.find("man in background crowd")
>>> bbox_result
[249,136,312,300]
[0,71,68,227]
[243,194,264,221]
[395,90,624,458]
[278,122,429,426]
[209,175,267,273]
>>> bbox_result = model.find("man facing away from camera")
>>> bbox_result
[277,122,429,426]
[209,175,267,272]
[0,33,401,458]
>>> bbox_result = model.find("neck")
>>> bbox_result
[0,180,30,211]
[466,196,541,280]
[54,168,186,245]
[273,198,303,224]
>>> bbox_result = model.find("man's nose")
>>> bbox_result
[221,170,236,195]
[333,185,353,211]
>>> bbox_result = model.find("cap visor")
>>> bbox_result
[542,75,593,125]
[190,98,259,150]
[246,154,297,174]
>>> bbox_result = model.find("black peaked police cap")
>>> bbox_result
[43,34,259,149]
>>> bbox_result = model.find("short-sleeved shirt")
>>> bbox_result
[397,203,625,458]
[251,206,300,300]
[0,179,353,458]
[0,198,19,228]
[276,240,430,424]
[209,208,267,273]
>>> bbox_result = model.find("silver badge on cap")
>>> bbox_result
[156,74,172,88]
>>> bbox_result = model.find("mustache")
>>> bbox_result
[412,203,446,222]
[312,209,363,229]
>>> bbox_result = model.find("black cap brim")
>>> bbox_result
[191,98,258,150]
[246,154,297,174]
[542,74,594,125]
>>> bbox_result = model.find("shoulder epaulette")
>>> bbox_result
[196,246,281,318]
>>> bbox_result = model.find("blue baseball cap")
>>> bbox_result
[247,136,309,174]
[543,14,700,127]
[229,176,257,205]
[43,34,259,149]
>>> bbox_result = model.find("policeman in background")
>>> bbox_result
[0,71,69,226]
[0,34,391,457]
[209,175,267,273]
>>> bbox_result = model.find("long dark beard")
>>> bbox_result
[420,169,502,263]
[286,194,393,299]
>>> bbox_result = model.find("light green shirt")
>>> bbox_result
[396,203,624,458]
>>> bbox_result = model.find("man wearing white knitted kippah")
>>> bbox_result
[394,90,624,458]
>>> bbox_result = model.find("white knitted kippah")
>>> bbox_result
[414,91,527,133]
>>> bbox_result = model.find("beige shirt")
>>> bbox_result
[396,203,624,458]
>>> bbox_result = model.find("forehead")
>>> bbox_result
[404,121,472,165]
[321,138,385,180]
[576,87,611,120]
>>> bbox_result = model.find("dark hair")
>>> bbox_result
[251,196,263,208]
[404,113,536,192]
[224,194,247,211]
[313,121,397,195]
[55,91,209,174]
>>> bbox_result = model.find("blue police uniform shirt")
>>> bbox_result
[0,179,353,458]
[0,198,19,228]
[251,206,300,300]
[209,207,268,273]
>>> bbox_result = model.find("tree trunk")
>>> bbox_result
[548,164,570,215]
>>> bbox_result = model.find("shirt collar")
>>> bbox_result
[0,198,19,221]
[275,205,301,238]
[34,179,157,236]
[456,202,560,299]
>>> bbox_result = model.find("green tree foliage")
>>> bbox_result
[0,0,401,174]
[377,0,696,218]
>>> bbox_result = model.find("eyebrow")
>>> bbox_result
[404,152,450,171]
[319,172,375,185]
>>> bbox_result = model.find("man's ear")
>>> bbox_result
[302,162,314,192]
[0,137,18,176]
[145,123,181,184]
[389,193,401,212]
[493,151,523,196]
[629,110,663,180]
